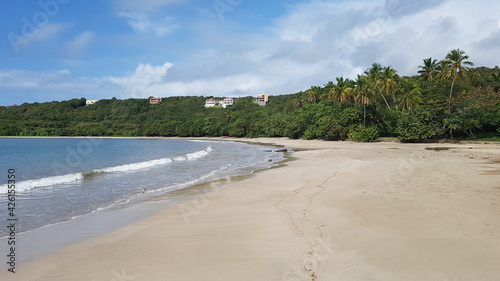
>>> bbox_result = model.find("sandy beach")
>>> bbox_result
[4,138,500,281]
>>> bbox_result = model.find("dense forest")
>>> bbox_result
[1,49,499,142]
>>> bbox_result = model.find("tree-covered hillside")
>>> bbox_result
[1,49,499,142]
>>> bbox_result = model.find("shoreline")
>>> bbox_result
[2,138,499,280]
[1,135,499,145]
[0,138,290,269]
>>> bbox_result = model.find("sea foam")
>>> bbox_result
[0,146,212,194]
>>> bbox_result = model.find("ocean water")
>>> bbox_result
[0,138,285,237]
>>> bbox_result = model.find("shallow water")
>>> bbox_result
[0,138,285,237]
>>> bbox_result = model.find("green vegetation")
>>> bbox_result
[1,49,499,142]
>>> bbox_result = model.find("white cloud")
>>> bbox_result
[0,69,98,104]
[274,1,379,43]
[173,0,500,95]
[265,0,499,78]
[32,23,72,42]
[107,62,174,96]
[119,12,179,36]
[0,69,71,89]
[8,22,73,53]
[154,74,264,96]
[64,31,95,58]
[3,0,500,106]
[1,63,174,104]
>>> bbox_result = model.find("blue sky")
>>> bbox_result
[1,0,499,105]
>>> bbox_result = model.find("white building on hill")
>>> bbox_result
[149,97,162,104]
[205,97,234,108]
[205,98,217,107]
[257,94,268,106]
[221,97,234,108]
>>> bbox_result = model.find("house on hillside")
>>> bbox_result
[257,94,268,106]
[221,97,234,108]
[149,97,162,104]
[86,100,98,106]
[205,98,217,107]
[205,97,234,108]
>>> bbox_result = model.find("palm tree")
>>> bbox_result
[322,81,335,98]
[492,72,500,82]
[398,79,423,111]
[305,86,321,103]
[326,87,337,100]
[380,66,399,109]
[293,92,305,108]
[323,81,335,88]
[225,111,233,122]
[436,60,451,81]
[365,63,383,82]
[491,72,500,92]
[418,57,439,81]
[440,49,475,136]
[354,74,375,125]
[442,49,474,102]
[329,77,354,103]
[365,63,391,109]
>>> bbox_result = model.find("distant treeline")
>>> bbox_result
[1,49,499,142]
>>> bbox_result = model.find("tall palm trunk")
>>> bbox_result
[363,103,366,126]
[443,77,456,132]
[381,93,391,110]
[449,78,456,102]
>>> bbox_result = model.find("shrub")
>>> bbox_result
[348,125,379,142]
[395,110,443,142]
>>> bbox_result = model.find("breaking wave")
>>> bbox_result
[0,146,212,194]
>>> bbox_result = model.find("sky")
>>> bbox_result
[0,0,499,105]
